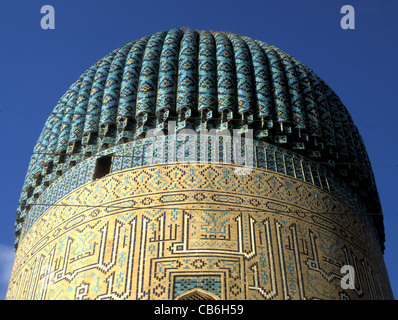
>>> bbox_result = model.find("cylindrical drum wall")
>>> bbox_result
[6,161,393,300]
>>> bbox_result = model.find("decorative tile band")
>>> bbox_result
[17,135,371,245]
[7,164,393,300]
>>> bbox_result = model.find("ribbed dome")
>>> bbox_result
[16,28,384,248]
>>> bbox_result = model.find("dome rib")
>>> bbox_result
[198,30,217,115]
[116,36,150,144]
[101,45,131,126]
[176,29,199,119]
[241,36,273,121]
[272,47,307,132]
[256,41,290,125]
[228,33,255,118]
[319,78,349,158]
[214,32,236,116]
[291,59,323,142]
[69,62,99,146]
[136,31,167,125]
[55,80,82,155]
[156,28,183,118]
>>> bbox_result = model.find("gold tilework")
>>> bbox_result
[6,164,393,300]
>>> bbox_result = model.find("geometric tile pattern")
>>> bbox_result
[173,276,222,299]
[6,164,393,300]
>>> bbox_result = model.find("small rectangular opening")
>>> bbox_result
[93,154,113,180]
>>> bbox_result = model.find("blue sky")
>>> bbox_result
[0,0,397,299]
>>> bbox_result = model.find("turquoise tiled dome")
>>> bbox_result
[16,28,384,249]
